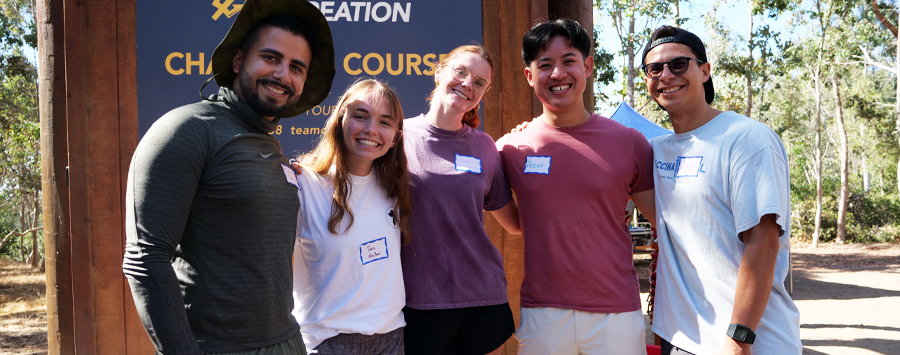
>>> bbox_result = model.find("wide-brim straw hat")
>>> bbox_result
[210,0,336,117]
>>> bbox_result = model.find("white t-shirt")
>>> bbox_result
[650,111,801,355]
[291,167,405,350]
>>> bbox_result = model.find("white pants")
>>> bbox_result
[516,307,647,355]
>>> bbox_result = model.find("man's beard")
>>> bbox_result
[236,69,300,118]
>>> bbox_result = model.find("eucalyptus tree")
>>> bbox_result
[0,0,41,265]
[595,0,671,108]
[794,0,843,247]
[856,1,899,193]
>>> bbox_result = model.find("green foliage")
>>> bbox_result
[791,176,839,242]
[846,193,900,243]
[0,0,42,264]
[593,28,618,105]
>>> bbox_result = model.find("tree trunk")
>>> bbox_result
[746,10,754,118]
[30,197,41,268]
[812,73,823,248]
[833,75,848,244]
[626,7,635,108]
[896,5,900,194]
[870,0,898,38]
[672,0,680,26]
[20,199,28,260]
[863,157,870,192]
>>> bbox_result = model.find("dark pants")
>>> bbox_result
[206,331,307,355]
[661,339,695,355]
[403,303,515,355]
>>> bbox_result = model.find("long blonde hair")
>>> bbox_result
[297,78,412,244]
[428,44,494,129]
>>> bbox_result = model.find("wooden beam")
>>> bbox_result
[548,0,595,111]
[114,0,151,351]
[61,0,144,353]
[482,0,551,353]
[62,0,97,350]
[37,0,75,352]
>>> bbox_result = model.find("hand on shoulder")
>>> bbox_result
[289,159,303,175]
[509,120,530,133]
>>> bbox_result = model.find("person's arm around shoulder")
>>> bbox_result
[123,113,211,355]
[492,135,522,235]
[630,190,656,228]
[719,214,781,355]
[490,199,522,235]
[630,128,657,228]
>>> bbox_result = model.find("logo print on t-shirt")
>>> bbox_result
[387,208,399,228]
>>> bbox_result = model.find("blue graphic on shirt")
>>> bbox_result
[656,156,706,181]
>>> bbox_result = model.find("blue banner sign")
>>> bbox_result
[137,0,483,156]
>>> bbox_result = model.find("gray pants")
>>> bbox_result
[311,327,404,355]
[207,331,308,355]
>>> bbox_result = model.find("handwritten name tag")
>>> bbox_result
[281,164,300,189]
[675,156,703,178]
[524,156,551,174]
[455,154,482,174]
[360,237,389,265]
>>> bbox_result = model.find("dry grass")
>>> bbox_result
[0,259,48,355]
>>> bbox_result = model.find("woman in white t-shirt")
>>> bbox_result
[290,78,412,355]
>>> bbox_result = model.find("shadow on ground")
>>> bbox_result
[0,310,47,354]
[801,323,900,354]
[788,269,900,301]
[802,323,900,332]
[802,337,900,355]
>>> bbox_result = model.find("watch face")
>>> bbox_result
[734,328,748,339]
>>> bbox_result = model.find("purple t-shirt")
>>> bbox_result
[496,113,654,313]
[400,115,512,309]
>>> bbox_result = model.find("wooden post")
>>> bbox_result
[548,0,595,109]
[481,1,593,353]
[37,0,74,353]
[38,0,149,353]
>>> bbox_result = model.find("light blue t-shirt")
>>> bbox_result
[650,111,801,355]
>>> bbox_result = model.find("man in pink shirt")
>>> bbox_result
[496,19,656,354]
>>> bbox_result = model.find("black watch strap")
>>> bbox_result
[726,323,756,344]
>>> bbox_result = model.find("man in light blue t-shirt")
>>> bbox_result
[641,26,801,355]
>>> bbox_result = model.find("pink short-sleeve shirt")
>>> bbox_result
[497,113,653,313]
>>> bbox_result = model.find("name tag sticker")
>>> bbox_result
[281,164,301,190]
[675,156,703,178]
[455,154,482,174]
[524,156,551,174]
[360,237,389,265]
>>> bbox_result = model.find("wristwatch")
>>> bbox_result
[726,324,756,344]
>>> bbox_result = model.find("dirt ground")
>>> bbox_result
[636,242,900,355]
[0,260,47,355]
[1,242,898,355]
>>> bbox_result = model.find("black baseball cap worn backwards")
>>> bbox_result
[641,27,715,105]
[209,0,336,118]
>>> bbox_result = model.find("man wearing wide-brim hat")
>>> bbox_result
[123,1,335,354]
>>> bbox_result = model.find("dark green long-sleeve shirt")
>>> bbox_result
[123,86,301,354]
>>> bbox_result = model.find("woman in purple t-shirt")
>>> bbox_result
[400,44,522,355]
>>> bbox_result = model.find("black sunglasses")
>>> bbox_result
[641,57,706,78]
